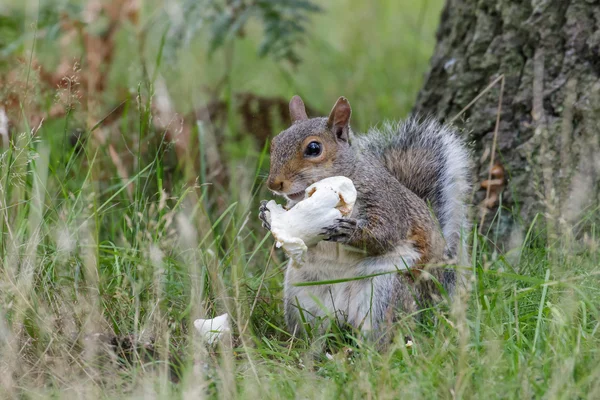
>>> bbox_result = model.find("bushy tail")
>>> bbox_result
[355,117,471,261]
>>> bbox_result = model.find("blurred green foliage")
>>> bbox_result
[0,0,443,123]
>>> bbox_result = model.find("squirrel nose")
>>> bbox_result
[267,177,285,192]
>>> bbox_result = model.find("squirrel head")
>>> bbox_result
[267,95,354,205]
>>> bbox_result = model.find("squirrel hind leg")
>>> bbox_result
[384,269,455,325]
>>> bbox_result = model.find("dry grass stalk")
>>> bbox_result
[532,48,559,245]
[478,75,505,233]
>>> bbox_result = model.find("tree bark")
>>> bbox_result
[414,0,600,248]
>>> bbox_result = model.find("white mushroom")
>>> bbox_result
[193,313,231,345]
[265,176,357,267]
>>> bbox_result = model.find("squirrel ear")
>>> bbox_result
[289,95,308,123]
[327,96,351,143]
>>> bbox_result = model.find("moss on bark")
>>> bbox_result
[414,0,600,248]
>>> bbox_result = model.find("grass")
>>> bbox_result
[1,0,600,398]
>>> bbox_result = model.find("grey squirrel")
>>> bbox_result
[259,95,471,344]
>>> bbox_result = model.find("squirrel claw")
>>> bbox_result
[335,218,358,228]
[258,200,271,231]
[323,234,348,243]
[322,218,360,243]
[261,221,271,231]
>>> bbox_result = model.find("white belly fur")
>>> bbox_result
[284,241,420,332]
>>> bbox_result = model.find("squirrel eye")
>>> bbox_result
[304,141,322,157]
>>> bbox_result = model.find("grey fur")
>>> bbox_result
[355,117,471,261]
[261,103,471,345]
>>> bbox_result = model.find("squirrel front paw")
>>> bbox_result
[258,200,272,231]
[322,218,361,243]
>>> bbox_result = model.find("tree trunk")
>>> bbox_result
[414,0,600,248]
